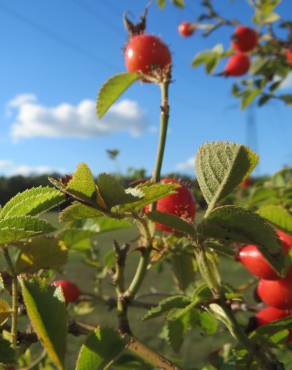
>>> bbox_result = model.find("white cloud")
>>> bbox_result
[176,157,194,172]
[0,160,65,176]
[8,94,148,141]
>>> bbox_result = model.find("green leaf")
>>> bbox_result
[241,89,261,110]
[20,279,67,370]
[199,311,218,335]
[0,299,10,326]
[195,142,258,207]
[171,0,184,7]
[143,295,191,321]
[254,316,292,336]
[195,250,221,291]
[16,238,68,274]
[97,72,140,118]
[165,319,184,352]
[258,94,272,107]
[0,186,65,219]
[199,205,286,276]
[257,205,292,234]
[118,182,178,212]
[192,44,224,74]
[156,0,166,8]
[0,216,55,244]
[171,253,196,291]
[146,210,196,236]
[0,338,15,364]
[60,203,103,223]
[208,303,236,338]
[97,173,140,209]
[67,163,97,201]
[279,94,292,105]
[60,229,97,251]
[76,327,126,370]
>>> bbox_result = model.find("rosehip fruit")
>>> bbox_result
[124,34,171,80]
[52,280,80,303]
[238,229,292,280]
[223,53,250,77]
[178,22,195,37]
[232,26,258,52]
[145,178,196,233]
[256,306,291,326]
[286,49,292,65]
[257,270,292,309]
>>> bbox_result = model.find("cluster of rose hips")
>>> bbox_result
[179,22,258,77]
[239,229,292,337]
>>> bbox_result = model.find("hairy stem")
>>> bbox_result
[3,248,18,348]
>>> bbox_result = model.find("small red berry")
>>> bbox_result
[257,270,292,309]
[232,26,258,52]
[223,53,250,77]
[178,22,195,37]
[52,280,80,303]
[238,229,292,280]
[145,178,196,233]
[124,34,171,80]
[286,49,292,65]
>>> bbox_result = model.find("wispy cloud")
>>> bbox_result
[8,94,149,141]
[175,157,194,172]
[0,160,65,176]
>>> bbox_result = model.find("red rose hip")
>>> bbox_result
[232,26,258,52]
[125,34,171,78]
[178,22,195,37]
[223,53,250,77]
[52,280,80,303]
[257,271,292,309]
[256,306,291,326]
[239,229,292,280]
[146,178,196,233]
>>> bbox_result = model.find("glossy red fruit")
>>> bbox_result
[224,53,250,76]
[257,270,292,309]
[239,229,292,280]
[125,34,171,78]
[286,49,292,65]
[256,306,291,326]
[178,22,195,37]
[146,178,196,233]
[232,26,258,52]
[52,280,80,303]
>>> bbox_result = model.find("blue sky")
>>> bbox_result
[0,0,291,178]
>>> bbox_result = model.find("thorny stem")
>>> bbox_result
[3,247,18,349]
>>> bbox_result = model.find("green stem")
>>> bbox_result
[3,248,18,349]
[124,248,151,301]
[151,81,170,184]
[126,335,181,370]
[125,78,170,300]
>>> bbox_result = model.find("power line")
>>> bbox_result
[69,0,123,39]
[0,2,119,72]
